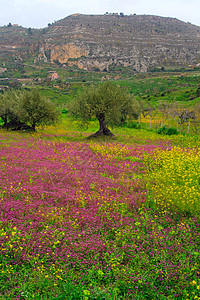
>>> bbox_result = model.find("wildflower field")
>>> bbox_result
[0,122,199,300]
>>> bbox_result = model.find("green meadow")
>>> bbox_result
[0,115,199,299]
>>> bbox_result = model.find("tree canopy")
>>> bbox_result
[0,89,60,131]
[19,90,60,131]
[68,81,141,136]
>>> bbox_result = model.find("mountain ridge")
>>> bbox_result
[1,14,200,73]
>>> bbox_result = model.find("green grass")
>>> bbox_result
[118,74,200,109]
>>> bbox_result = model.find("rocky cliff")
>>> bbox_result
[1,14,200,73]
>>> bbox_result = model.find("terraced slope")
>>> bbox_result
[1,14,200,72]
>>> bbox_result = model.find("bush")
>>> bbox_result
[157,126,178,135]
[127,121,141,129]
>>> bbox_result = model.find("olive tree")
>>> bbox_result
[0,89,60,131]
[68,81,141,137]
[0,90,22,129]
[19,90,60,131]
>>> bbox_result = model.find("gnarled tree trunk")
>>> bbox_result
[90,113,114,137]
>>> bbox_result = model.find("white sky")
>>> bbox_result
[0,0,200,28]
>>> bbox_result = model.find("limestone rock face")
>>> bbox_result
[50,43,88,64]
[42,14,200,72]
[38,45,48,62]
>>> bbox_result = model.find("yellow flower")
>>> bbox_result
[83,290,91,296]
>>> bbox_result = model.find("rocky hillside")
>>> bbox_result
[1,14,200,73]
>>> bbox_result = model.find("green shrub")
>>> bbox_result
[166,127,179,135]
[127,121,141,129]
[157,126,179,135]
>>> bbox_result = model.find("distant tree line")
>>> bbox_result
[0,89,60,131]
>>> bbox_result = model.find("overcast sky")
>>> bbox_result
[0,0,200,28]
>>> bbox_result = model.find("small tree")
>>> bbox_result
[0,90,21,129]
[0,89,59,131]
[68,81,141,137]
[28,27,33,35]
[19,90,59,131]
